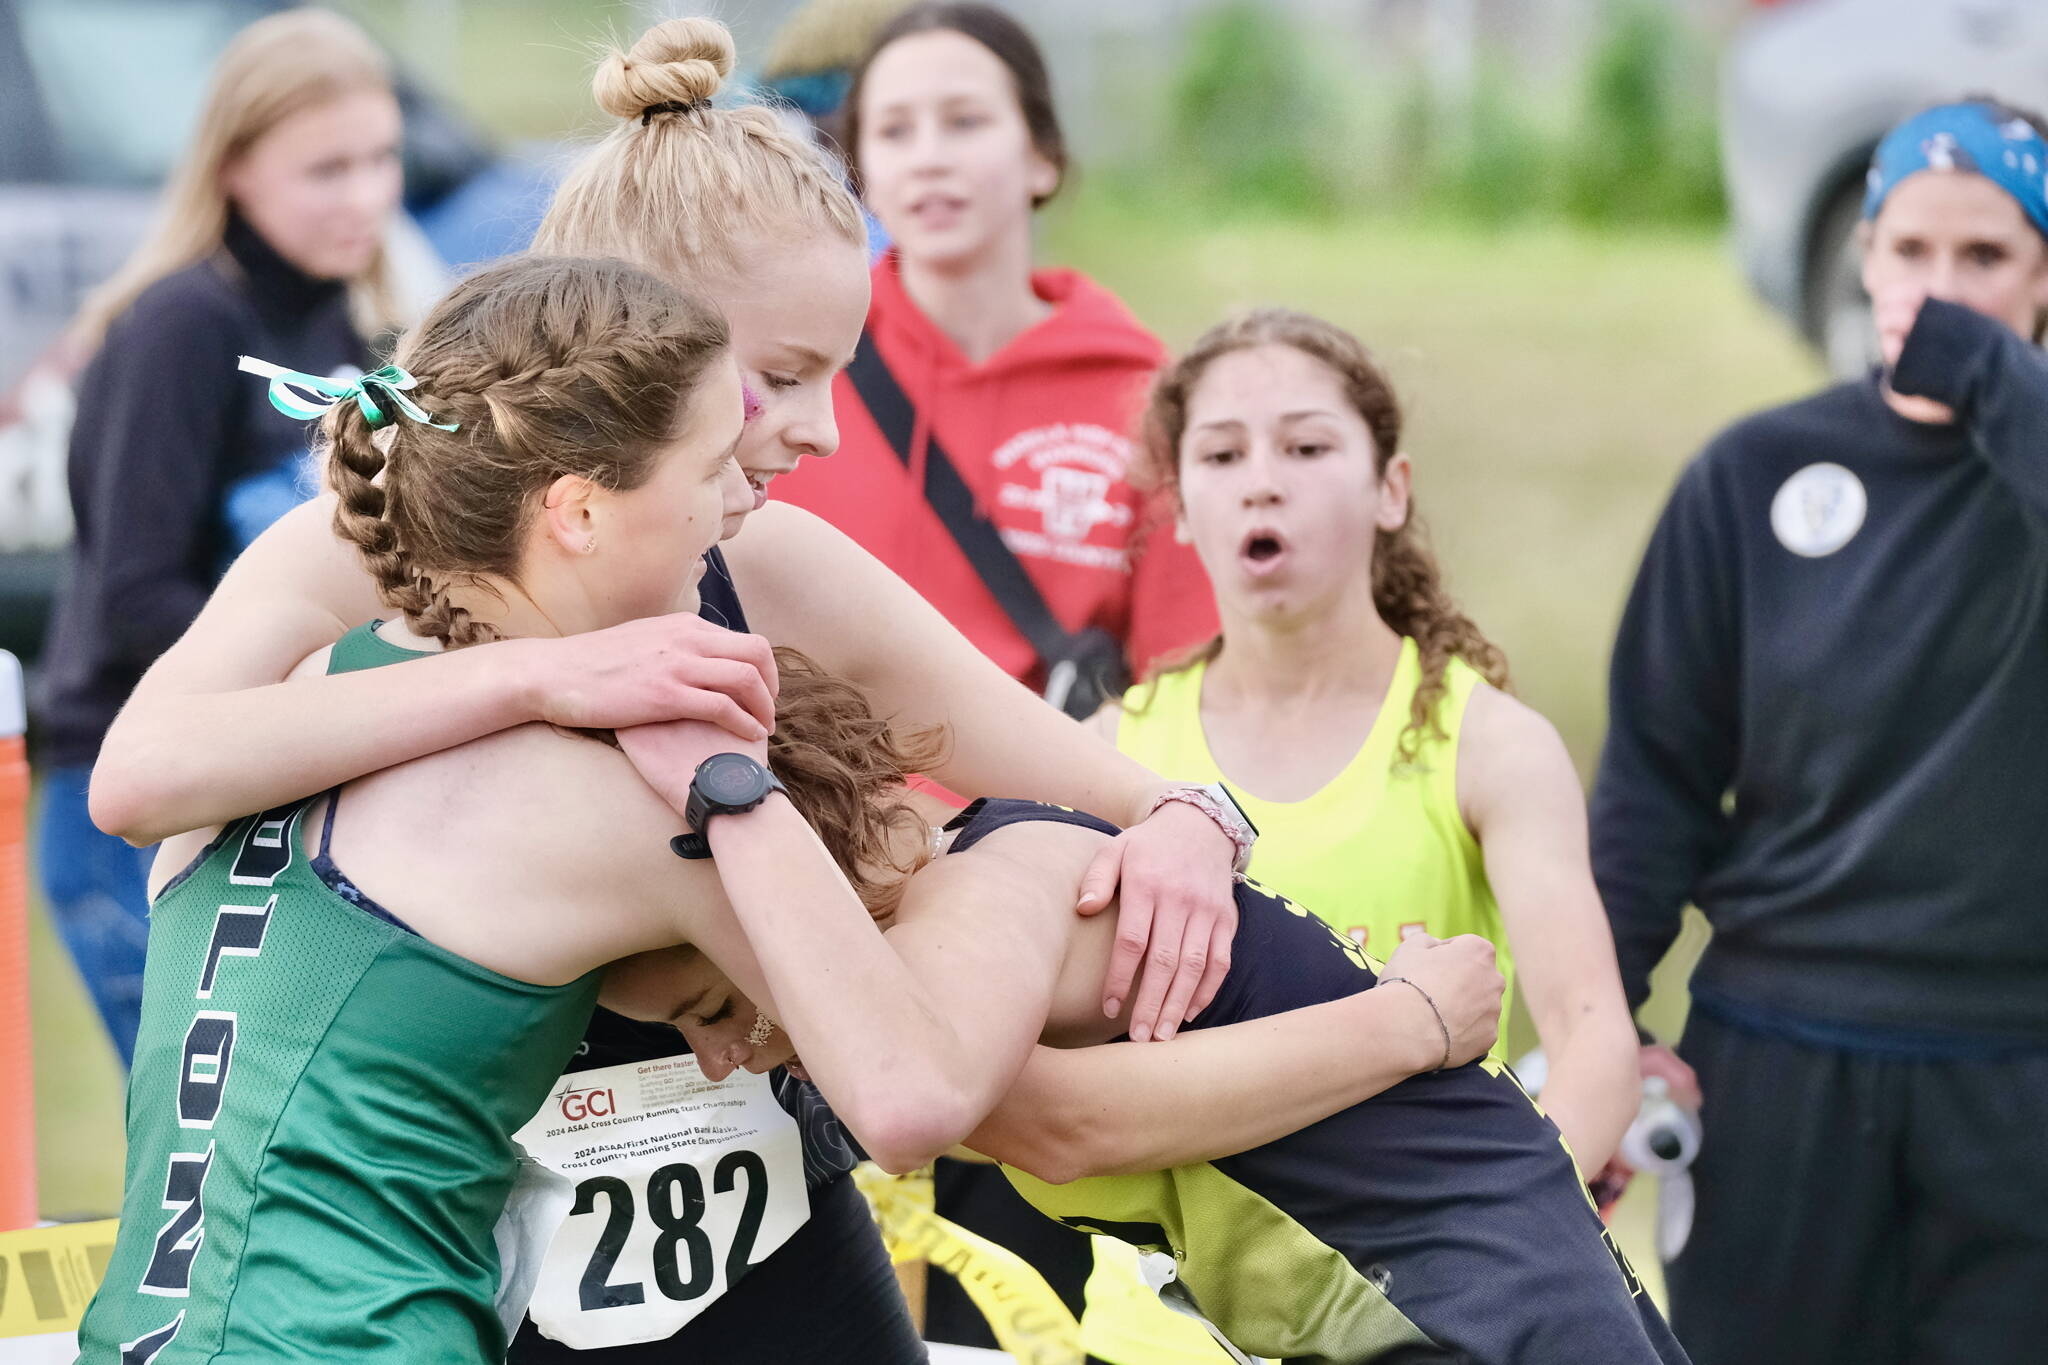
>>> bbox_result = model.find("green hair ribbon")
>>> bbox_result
[237,355,458,431]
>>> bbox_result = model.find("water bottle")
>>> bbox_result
[1516,1051,1702,1262]
[1619,1075,1701,1175]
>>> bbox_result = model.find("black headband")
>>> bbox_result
[641,99,710,126]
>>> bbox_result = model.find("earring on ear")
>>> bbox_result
[583,539,598,555]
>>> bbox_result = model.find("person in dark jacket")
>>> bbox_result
[1591,98,2048,1365]
[36,8,402,1064]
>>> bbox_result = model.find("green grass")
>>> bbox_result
[27,830,127,1219]
[28,208,1821,1303]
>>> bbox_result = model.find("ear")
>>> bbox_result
[2029,237,2048,321]
[1856,218,1880,299]
[1027,146,1061,204]
[1376,452,1413,534]
[218,152,250,206]
[539,474,601,555]
[1172,503,1194,546]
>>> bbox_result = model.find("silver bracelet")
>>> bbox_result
[1378,975,1452,1072]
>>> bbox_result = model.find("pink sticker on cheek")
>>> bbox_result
[742,383,764,424]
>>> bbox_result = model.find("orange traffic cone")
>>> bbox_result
[0,650,35,1230]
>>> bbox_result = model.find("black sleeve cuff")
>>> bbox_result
[1890,298,2001,408]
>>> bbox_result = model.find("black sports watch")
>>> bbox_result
[670,753,788,860]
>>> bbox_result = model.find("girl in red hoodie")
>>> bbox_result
[770,4,1220,1350]
[774,2,1216,716]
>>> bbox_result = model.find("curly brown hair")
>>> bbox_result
[324,253,942,906]
[324,253,732,650]
[1135,308,1509,767]
[766,648,946,917]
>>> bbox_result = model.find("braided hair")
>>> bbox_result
[322,253,729,648]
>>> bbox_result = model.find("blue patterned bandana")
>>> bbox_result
[1864,101,2048,240]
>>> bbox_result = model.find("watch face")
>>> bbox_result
[700,753,768,805]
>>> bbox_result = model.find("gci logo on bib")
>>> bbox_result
[495,1054,807,1349]
[1771,463,1867,558]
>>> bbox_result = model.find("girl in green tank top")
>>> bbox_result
[1084,310,1644,1365]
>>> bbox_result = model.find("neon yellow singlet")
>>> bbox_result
[1083,637,1509,1365]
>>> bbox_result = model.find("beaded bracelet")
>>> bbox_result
[1378,975,1453,1072]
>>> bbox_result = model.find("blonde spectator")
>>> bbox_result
[37,7,401,1064]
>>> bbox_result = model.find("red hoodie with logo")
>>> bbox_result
[775,252,1218,690]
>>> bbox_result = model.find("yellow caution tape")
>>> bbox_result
[2,1175,1089,1358]
[0,1221,116,1340]
[855,1163,1083,1365]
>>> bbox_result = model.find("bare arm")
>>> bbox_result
[98,494,1230,1045]
[693,799,1077,1174]
[965,931,1504,1184]
[728,504,1173,827]
[1460,686,1639,1172]
[723,502,1243,1037]
[91,496,776,844]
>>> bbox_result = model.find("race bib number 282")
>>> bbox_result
[496,1055,809,1350]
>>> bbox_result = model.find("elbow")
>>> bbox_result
[87,761,171,846]
[995,1109,1115,1186]
[1006,1145,1088,1187]
[1551,1005,1644,1098]
[843,1087,982,1177]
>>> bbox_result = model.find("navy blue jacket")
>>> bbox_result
[1592,300,2048,1051]
[38,214,368,766]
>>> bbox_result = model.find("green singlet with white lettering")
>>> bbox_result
[76,624,601,1363]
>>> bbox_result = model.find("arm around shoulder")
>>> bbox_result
[724,503,1167,825]
[964,941,1489,1183]
[93,497,779,844]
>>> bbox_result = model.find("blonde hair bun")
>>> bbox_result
[594,17,736,122]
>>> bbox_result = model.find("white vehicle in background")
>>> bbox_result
[1721,0,2048,376]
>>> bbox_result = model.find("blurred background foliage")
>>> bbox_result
[1097,0,1728,227]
